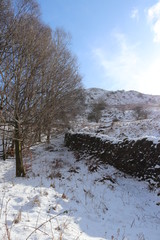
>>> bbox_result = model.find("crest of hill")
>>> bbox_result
[85,88,160,106]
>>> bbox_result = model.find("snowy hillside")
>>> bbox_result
[74,88,160,140]
[0,135,160,240]
[85,88,160,105]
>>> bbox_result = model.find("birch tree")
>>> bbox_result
[0,0,52,176]
[0,0,84,176]
[38,28,84,143]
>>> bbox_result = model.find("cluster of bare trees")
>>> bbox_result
[88,98,106,122]
[0,0,84,176]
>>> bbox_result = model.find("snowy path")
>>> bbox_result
[0,135,160,240]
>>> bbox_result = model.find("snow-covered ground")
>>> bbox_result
[0,135,160,240]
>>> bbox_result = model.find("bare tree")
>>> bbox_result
[88,98,106,122]
[0,1,84,176]
[0,0,52,176]
[133,106,148,120]
[37,28,84,143]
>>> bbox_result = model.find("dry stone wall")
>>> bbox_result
[65,132,160,184]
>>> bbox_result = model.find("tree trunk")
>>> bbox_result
[47,128,51,144]
[2,125,7,161]
[38,128,41,142]
[2,133,7,161]
[15,119,25,177]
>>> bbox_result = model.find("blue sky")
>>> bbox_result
[38,0,160,95]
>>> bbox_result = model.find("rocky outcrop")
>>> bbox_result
[65,132,160,184]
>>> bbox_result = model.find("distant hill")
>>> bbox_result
[85,88,160,105]
[73,88,160,141]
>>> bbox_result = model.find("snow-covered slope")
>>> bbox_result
[85,88,160,105]
[74,88,160,140]
[0,135,160,240]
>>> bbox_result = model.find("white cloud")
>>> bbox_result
[147,1,160,43]
[93,33,140,90]
[131,8,139,21]
[136,57,160,94]
[92,32,160,95]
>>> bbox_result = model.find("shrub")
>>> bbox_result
[88,99,106,122]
